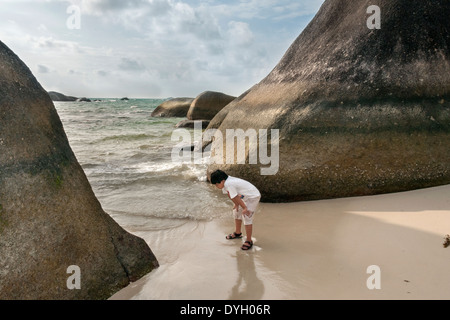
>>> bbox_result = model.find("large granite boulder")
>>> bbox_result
[206,0,450,202]
[0,40,158,299]
[187,91,236,120]
[151,97,194,117]
[48,91,78,102]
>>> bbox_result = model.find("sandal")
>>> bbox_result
[226,232,242,240]
[241,241,253,250]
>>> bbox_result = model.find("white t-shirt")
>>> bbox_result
[223,176,261,200]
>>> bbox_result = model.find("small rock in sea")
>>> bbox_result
[76,97,91,102]
[175,119,210,129]
[151,97,194,118]
[187,91,236,120]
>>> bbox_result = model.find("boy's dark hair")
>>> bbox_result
[210,170,228,184]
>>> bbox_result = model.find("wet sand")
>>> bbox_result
[110,184,450,300]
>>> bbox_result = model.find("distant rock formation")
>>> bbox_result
[206,0,450,202]
[0,40,158,299]
[48,92,94,103]
[175,119,210,129]
[76,97,91,102]
[48,91,78,102]
[187,91,236,120]
[151,97,194,117]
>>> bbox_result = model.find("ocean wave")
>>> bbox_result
[126,161,207,179]
[94,133,159,143]
[80,159,207,185]
[105,201,229,226]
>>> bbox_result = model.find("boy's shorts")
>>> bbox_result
[232,196,261,226]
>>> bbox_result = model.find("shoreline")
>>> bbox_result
[110,184,450,300]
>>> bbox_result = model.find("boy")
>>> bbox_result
[210,170,261,250]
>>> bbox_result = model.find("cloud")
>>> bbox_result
[211,0,324,20]
[0,0,324,97]
[31,36,81,51]
[118,57,146,72]
[227,21,254,47]
[37,64,50,73]
[68,0,223,42]
[171,2,222,41]
[78,0,172,27]
[37,24,48,32]
[78,0,149,15]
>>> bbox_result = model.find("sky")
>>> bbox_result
[0,0,324,98]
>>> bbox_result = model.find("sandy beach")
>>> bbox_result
[109,184,450,300]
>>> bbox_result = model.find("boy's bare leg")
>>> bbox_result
[245,224,252,242]
[235,219,242,235]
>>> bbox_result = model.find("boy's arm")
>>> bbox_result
[231,195,250,216]
[227,192,239,210]
[227,191,239,209]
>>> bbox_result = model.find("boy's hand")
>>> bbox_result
[242,209,251,216]
[233,204,239,211]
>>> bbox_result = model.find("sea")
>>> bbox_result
[54,99,230,234]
